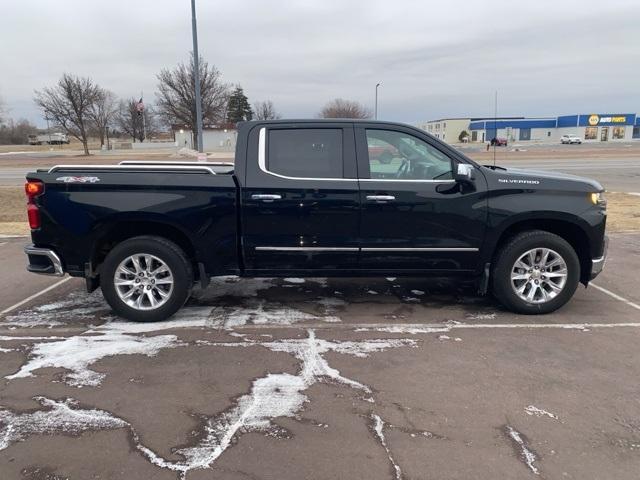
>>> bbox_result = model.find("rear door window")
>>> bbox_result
[268,129,343,178]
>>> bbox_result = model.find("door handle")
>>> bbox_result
[366,195,395,202]
[251,194,282,202]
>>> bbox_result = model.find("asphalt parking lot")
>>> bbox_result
[1,233,639,479]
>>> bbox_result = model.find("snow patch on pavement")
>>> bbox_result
[133,330,416,476]
[284,278,305,284]
[2,290,109,327]
[210,301,340,329]
[371,413,403,480]
[0,397,127,451]
[1,329,416,476]
[3,297,344,387]
[466,312,497,321]
[356,325,451,335]
[525,405,558,420]
[6,329,183,387]
[505,425,540,475]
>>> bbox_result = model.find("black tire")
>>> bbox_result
[491,230,580,314]
[100,236,193,322]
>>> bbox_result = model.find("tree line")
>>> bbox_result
[1,53,373,152]
[27,54,284,154]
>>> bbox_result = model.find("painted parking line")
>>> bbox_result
[0,277,72,316]
[234,322,640,331]
[590,283,640,311]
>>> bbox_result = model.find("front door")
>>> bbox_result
[356,125,487,273]
[600,127,609,141]
[242,123,360,272]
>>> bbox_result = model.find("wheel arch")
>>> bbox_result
[90,218,199,278]
[488,216,592,284]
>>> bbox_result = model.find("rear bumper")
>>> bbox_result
[24,244,64,276]
[590,235,608,279]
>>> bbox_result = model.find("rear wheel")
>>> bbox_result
[100,236,193,322]
[491,230,580,314]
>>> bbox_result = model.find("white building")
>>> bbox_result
[417,118,474,144]
[173,125,237,153]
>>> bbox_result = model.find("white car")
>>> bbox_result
[561,134,582,144]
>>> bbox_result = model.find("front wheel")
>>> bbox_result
[491,230,580,314]
[100,236,193,322]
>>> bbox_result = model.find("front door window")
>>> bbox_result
[365,129,453,181]
[600,127,609,141]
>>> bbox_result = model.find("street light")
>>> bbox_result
[375,82,382,120]
[191,0,204,154]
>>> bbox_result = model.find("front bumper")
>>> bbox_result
[24,244,64,276]
[590,235,608,279]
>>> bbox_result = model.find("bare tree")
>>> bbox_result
[34,74,100,155]
[0,94,5,125]
[319,98,372,119]
[88,88,117,147]
[116,98,156,143]
[0,118,38,145]
[253,100,281,120]
[156,53,229,147]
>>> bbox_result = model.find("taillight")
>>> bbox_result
[25,181,44,229]
[27,204,41,229]
[25,181,44,200]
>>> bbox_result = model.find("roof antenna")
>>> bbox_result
[493,90,498,167]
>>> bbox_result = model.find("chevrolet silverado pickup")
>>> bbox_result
[24,120,607,321]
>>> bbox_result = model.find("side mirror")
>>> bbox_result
[454,163,474,183]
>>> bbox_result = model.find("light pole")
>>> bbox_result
[191,0,204,154]
[375,82,382,119]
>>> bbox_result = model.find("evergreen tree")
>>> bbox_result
[226,86,253,124]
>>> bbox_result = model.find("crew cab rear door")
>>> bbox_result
[355,124,487,272]
[242,122,360,272]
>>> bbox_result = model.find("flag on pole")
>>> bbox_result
[136,98,144,116]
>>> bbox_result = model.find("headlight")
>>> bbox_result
[590,192,606,207]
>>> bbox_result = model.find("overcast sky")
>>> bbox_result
[1,0,639,126]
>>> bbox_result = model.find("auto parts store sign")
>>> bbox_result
[583,113,634,126]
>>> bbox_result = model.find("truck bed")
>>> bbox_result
[27,163,240,277]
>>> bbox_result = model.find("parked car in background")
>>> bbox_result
[561,134,582,144]
[27,133,70,145]
[490,137,508,146]
[24,119,607,321]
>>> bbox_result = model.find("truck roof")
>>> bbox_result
[239,119,420,129]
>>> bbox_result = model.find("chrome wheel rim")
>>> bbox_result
[114,253,174,310]
[510,248,568,304]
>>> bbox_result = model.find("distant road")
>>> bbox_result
[0,167,33,185]
[1,151,638,193]
[495,157,640,192]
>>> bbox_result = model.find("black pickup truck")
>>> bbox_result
[24,120,607,321]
